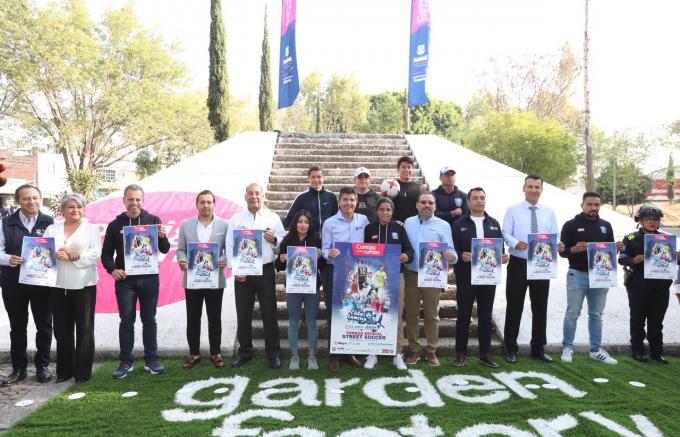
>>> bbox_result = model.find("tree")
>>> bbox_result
[364,92,402,134]
[278,71,321,133]
[320,74,368,133]
[0,0,208,173]
[596,162,651,216]
[258,5,273,131]
[208,0,230,141]
[464,111,577,187]
[410,98,464,141]
[667,153,675,203]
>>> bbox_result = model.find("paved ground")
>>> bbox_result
[0,363,74,434]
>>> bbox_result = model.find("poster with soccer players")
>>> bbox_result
[123,225,159,275]
[232,229,263,276]
[286,246,317,294]
[527,233,558,279]
[418,241,448,288]
[644,234,677,280]
[186,242,219,289]
[587,242,618,287]
[330,242,400,356]
[471,238,503,285]
[19,236,57,286]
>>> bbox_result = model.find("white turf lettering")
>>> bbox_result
[492,371,587,400]
[579,412,664,437]
[251,377,321,408]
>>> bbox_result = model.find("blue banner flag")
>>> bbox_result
[408,0,430,107]
[278,0,300,109]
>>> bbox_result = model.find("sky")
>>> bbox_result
[84,0,680,137]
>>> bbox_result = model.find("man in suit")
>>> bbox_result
[176,190,229,369]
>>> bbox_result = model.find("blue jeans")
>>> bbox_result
[115,276,160,363]
[562,269,608,351]
[286,290,320,354]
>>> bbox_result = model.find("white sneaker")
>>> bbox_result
[561,348,574,363]
[307,355,318,370]
[589,349,618,365]
[289,354,300,370]
[393,354,407,370]
[364,354,378,369]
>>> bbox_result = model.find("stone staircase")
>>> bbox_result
[248,132,496,358]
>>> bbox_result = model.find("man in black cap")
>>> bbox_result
[433,167,468,227]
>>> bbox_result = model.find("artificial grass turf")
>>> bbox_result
[7,354,680,436]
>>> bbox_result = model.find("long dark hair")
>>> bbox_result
[288,210,313,241]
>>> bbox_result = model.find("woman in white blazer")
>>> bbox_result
[45,193,102,383]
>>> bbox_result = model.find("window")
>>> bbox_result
[97,168,116,183]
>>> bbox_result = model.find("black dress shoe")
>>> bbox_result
[531,352,554,364]
[269,355,282,369]
[231,355,253,368]
[55,375,73,383]
[1,368,27,386]
[632,353,648,363]
[504,352,518,364]
[650,354,668,364]
[452,352,466,368]
[36,366,52,383]
[479,354,500,369]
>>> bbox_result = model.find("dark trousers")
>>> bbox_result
[455,279,496,355]
[185,288,224,356]
[503,256,550,353]
[235,263,279,358]
[323,265,340,360]
[115,276,159,363]
[627,276,670,356]
[1,283,52,371]
[51,286,96,381]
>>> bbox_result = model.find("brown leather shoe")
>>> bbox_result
[452,352,466,368]
[182,355,200,369]
[329,359,340,373]
[211,354,225,369]
[404,352,420,365]
[425,352,440,367]
[344,355,362,368]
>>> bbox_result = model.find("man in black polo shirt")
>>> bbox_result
[1,185,53,386]
[559,191,622,365]
[392,156,425,223]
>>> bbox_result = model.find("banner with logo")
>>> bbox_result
[407,0,430,106]
[187,242,220,289]
[587,242,617,288]
[19,236,57,286]
[330,242,401,356]
[644,234,677,280]
[527,233,558,279]
[418,241,448,288]
[123,225,159,275]
[232,229,263,276]
[278,0,299,109]
[286,246,317,294]
[471,238,503,285]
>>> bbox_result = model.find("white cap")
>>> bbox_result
[354,167,371,177]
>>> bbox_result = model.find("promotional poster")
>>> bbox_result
[186,242,219,289]
[329,242,400,356]
[232,229,263,276]
[418,241,448,288]
[644,234,677,280]
[19,236,57,286]
[527,233,558,279]
[587,242,618,288]
[123,225,159,275]
[471,238,503,285]
[286,246,317,294]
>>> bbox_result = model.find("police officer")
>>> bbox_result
[618,205,679,364]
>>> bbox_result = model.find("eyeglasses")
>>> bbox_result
[356,174,369,179]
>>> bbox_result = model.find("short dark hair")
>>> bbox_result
[397,156,414,168]
[416,191,435,202]
[307,166,322,176]
[14,184,41,201]
[582,191,601,201]
[338,186,357,200]
[196,189,216,203]
[468,187,486,197]
[524,174,543,186]
[124,184,144,198]
[376,197,394,210]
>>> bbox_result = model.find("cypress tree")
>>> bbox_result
[258,5,273,131]
[208,0,230,141]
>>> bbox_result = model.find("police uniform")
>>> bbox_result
[618,229,676,359]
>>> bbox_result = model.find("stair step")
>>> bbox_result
[275,147,411,155]
[274,161,415,169]
[274,155,407,163]
[270,168,422,177]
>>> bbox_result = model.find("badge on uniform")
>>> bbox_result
[392,232,399,239]
[455,198,463,207]
[600,226,607,234]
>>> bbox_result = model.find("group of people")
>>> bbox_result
[0,155,676,385]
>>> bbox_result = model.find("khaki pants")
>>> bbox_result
[403,269,440,354]
[397,273,405,352]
